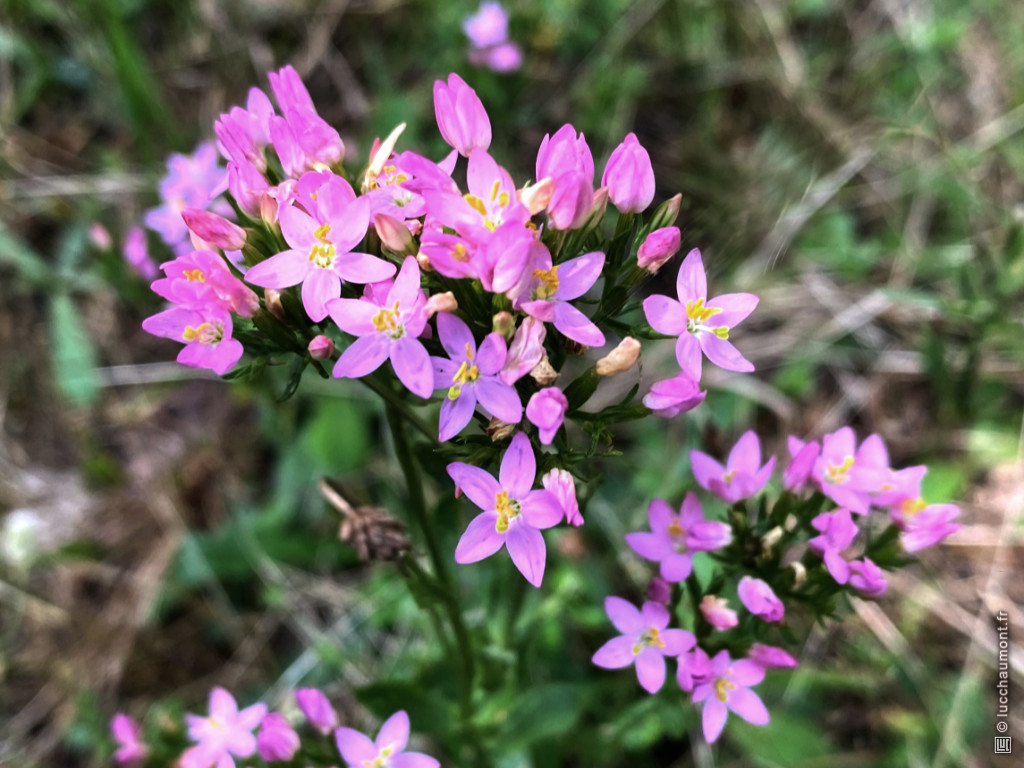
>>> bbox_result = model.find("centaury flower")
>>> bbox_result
[180,688,266,768]
[692,650,770,742]
[335,710,439,768]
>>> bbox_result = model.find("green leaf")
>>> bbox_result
[49,291,101,405]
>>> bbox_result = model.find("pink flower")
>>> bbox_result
[463,1,511,48]
[431,313,521,440]
[257,713,300,762]
[541,467,582,526]
[328,258,433,398]
[748,643,798,669]
[151,250,258,318]
[690,431,775,504]
[893,499,961,552]
[433,74,492,157]
[335,710,439,768]
[643,371,706,418]
[693,650,770,742]
[449,431,562,586]
[625,493,731,582]
[519,250,606,347]
[245,175,394,322]
[813,428,889,514]
[737,576,785,622]
[470,41,523,72]
[144,142,228,248]
[295,688,337,734]
[183,209,247,251]
[123,225,158,280]
[847,557,887,596]
[783,436,820,492]
[643,248,758,373]
[592,597,695,693]
[808,508,858,584]
[142,305,243,376]
[700,595,738,631]
[266,65,344,175]
[180,688,266,768]
[110,714,147,765]
[526,387,568,445]
[601,133,655,214]
[637,226,681,273]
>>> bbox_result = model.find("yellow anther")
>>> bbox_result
[532,266,560,299]
[490,179,501,202]
[713,326,730,339]
[498,191,510,207]
[640,627,666,649]
[714,677,737,702]
[447,385,462,401]
[464,342,475,360]
[685,298,723,325]
[309,242,336,268]
[667,520,685,537]
[451,360,480,388]
[464,194,487,217]
[826,456,856,484]
[314,223,332,242]
[723,469,738,484]
[900,497,927,517]
[182,322,222,345]
[371,300,405,339]
[183,268,205,282]
[494,489,520,533]
[453,243,469,261]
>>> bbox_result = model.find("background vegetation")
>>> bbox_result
[1,0,1022,766]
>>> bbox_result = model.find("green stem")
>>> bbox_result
[363,375,437,443]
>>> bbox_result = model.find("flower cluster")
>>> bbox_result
[139,65,760,588]
[463,2,522,72]
[593,429,960,743]
[111,687,438,768]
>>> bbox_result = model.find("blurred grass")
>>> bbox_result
[1,0,1023,766]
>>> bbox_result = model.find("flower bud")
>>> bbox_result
[295,688,337,734]
[526,387,568,445]
[492,311,515,339]
[546,171,592,230]
[433,73,491,157]
[576,187,609,238]
[789,561,807,586]
[264,288,285,320]
[529,356,558,386]
[647,193,682,231]
[257,713,300,762]
[643,373,706,418]
[182,208,247,251]
[486,417,516,441]
[760,525,783,558]
[749,643,798,669]
[700,595,738,631]
[737,576,785,622]
[636,226,680,273]
[601,133,655,213]
[308,335,335,360]
[596,337,641,376]
[89,222,112,251]
[374,213,417,255]
[519,178,554,215]
[424,291,458,317]
[416,250,434,272]
[542,468,582,526]
[260,192,279,225]
[647,576,671,605]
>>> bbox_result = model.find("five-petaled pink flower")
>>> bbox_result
[431,312,522,441]
[180,687,267,768]
[690,431,775,504]
[592,597,695,693]
[519,250,606,347]
[328,257,433,398]
[142,305,244,376]
[449,431,562,586]
[643,248,758,373]
[693,650,770,742]
[335,710,439,768]
[808,508,858,584]
[245,174,395,321]
[625,493,732,582]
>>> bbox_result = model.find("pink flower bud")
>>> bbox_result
[596,337,641,376]
[374,213,417,255]
[647,576,671,605]
[526,387,568,445]
[847,557,887,597]
[424,292,458,317]
[260,192,279,225]
[546,170,592,230]
[308,335,335,360]
[518,178,554,215]
[433,73,492,157]
[748,643,798,669]
[123,225,157,279]
[700,595,738,631]
[637,226,681,273]
[492,310,516,339]
[89,222,112,251]
[601,133,655,213]
[110,714,147,766]
[643,373,706,418]
[537,124,594,186]
[257,713,300,762]
[182,208,247,251]
[295,688,337,734]
[541,468,582,526]
[737,576,785,622]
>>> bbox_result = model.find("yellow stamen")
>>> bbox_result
[464,194,487,217]
[826,456,855,485]
[532,266,560,300]
[371,300,405,339]
[183,268,205,282]
[667,520,685,537]
[640,626,666,649]
[714,677,736,702]
[494,489,520,533]
[314,223,331,242]
[685,298,722,325]
[181,322,222,345]
[723,469,738,484]
[900,497,927,517]
[490,179,501,202]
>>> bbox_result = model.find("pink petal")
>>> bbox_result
[690,451,725,492]
[333,334,390,379]
[643,295,687,336]
[591,635,637,669]
[728,431,761,474]
[555,251,604,300]
[439,391,477,442]
[475,333,507,375]
[375,710,410,754]
[701,698,728,742]
[474,377,522,424]
[279,204,317,250]
[625,532,671,562]
[446,463,501,509]
[225,730,257,758]
[728,687,770,725]
[647,498,675,535]
[499,431,535,497]
[521,489,562,529]
[700,334,754,373]
[660,553,693,582]
[635,648,666,693]
[244,250,309,289]
[301,268,340,321]
[674,332,702,376]
[640,601,670,630]
[335,727,378,764]
[327,297,379,335]
[708,292,758,328]
[676,249,707,303]
[436,312,475,360]
[390,753,441,768]
[334,251,398,284]
[506,521,546,586]
[325,196,370,251]
[729,660,766,687]
[604,596,643,635]
[552,302,605,347]
[660,629,696,656]
[391,337,433,399]
[454,512,505,563]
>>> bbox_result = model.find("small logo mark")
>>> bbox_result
[995,736,1012,754]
